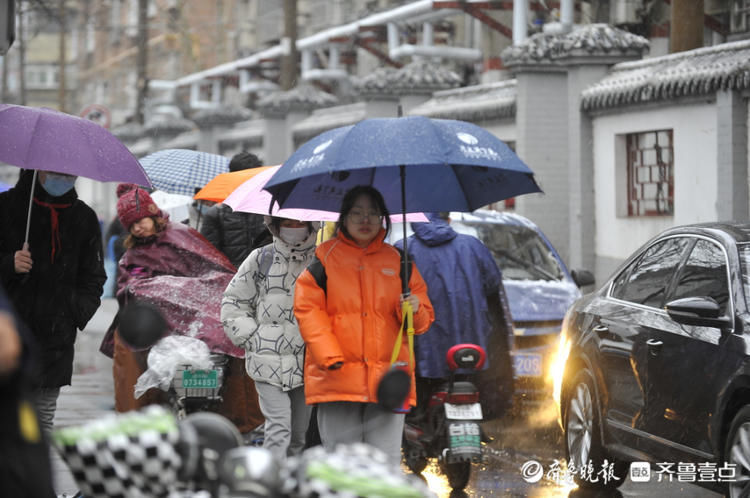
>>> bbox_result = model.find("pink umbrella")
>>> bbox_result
[223,166,427,223]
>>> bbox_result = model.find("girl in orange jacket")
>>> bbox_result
[293,186,434,465]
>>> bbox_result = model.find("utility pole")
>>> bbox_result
[17,0,25,105]
[279,0,297,90]
[58,0,66,112]
[134,0,148,124]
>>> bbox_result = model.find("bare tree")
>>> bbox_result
[134,0,148,124]
[17,0,26,105]
[58,0,66,112]
[671,0,704,53]
[279,0,298,90]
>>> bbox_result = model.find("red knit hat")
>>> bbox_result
[117,187,162,230]
[116,183,137,198]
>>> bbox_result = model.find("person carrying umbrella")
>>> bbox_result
[0,169,107,436]
[293,185,435,465]
[106,185,264,434]
[222,215,319,460]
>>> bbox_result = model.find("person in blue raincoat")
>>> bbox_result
[395,212,514,419]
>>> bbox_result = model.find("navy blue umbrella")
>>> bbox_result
[265,116,543,292]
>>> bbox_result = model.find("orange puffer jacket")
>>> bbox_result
[294,229,434,406]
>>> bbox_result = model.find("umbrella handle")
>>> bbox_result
[24,170,37,245]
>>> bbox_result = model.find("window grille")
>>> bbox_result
[626,130,673,217]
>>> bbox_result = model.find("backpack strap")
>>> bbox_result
[253,244,274,292]
[306,255,327,293]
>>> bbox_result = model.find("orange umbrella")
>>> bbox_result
[193,166,274,203]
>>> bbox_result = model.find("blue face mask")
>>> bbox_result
[41,173,77,197]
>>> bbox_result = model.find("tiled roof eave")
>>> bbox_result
[411,99,516,121]
[582,67,750,111]
[582,92,718,115]
[581,40,750,112]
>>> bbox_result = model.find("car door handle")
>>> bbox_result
[646,339,663,356]
[593,325,609,334]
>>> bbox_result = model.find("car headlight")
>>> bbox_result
[551,308,574,428]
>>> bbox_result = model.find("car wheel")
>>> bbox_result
[724,406,750,497]
[565,369,626,489]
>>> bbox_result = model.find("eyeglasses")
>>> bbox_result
[347,210,383,224]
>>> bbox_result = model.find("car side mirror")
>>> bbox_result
[571,268,595,288]
[665,296,733,330]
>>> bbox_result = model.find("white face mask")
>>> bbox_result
[279,226,309,245]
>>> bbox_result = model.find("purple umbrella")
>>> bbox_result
[0,104,152,242]
[0,104,151,184]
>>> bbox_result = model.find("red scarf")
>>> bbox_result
[33,198,72,262]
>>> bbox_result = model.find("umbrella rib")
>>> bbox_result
[76,116,104,179]
[22,111,44,171]
[451,163,475,211]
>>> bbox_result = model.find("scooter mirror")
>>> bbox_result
[377,366,411,411]
[118,302,168,349]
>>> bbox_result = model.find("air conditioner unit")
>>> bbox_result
[612,0,639,25]
[0,0,15,56]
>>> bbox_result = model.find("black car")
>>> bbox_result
[559,222,750,496]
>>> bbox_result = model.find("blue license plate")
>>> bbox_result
[512,352,543,377]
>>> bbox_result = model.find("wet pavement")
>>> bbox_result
[51,298,724,497]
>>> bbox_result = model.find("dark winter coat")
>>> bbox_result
[0,284,55,497]
[0,170,106,388]
[200,203,271,269]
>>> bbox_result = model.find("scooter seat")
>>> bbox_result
[436,381,478,394]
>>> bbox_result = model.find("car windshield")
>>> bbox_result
[453,221,565,281]
[738,243,750,310]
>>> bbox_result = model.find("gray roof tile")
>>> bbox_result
[256,83,338,116]
[192,106,255,128]
[354,59,462,96]
[408,80,517,121]
[502,23,649,66]
[582,39,750,111]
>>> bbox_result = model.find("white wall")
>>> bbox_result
[593,102,717,265]
[478,120,517,145]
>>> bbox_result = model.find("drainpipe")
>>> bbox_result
[513,0,528,45]
[422,22,433,46]
[387,22,400,54]
[543,0,574,34]
[560,0,574,31]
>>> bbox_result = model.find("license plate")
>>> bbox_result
[182,369,219,388]
[513,352,543,377]
[445,402,482,420]
[447,421,482,455]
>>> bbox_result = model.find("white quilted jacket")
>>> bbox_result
[221,225,317,390]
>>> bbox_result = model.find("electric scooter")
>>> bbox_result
[402,343,487,491]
